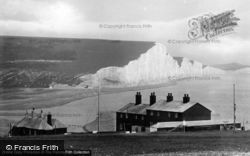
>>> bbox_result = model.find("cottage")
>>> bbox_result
[11,108,67,136]
[147,93,211,126]
[116,92,212,132]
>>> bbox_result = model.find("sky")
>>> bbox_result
[0,0,250,65]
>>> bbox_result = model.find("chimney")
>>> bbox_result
[167,93,173,102]
[31,107,35,118]
[40,110,43,118]
[47,112,52,126]
[150,92,156,106]
[186,94,190,103]
[135,92,142,105]
[183,94,190,103]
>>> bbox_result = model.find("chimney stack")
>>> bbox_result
[150,92,156,106]
[186,94,190,103]
[135,92,142,105]
[167,93,173,102]
[40,110,43,118]
[183,94,190,103]
[31,107,35,118]
[47,112,52,126]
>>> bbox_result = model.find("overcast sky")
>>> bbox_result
[0,0,250,65]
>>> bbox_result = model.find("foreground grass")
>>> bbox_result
[1,131,250,156]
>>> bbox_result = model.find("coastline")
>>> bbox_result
[0,80,177,112]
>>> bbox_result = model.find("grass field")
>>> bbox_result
[1,131,250,156]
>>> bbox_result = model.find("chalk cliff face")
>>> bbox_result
[79,43,224,87]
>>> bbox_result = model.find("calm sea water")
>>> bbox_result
[0,36,154,74]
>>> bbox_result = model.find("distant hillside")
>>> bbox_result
[212,63,250,71]
[232,67,250,74]
[0,36,154,88]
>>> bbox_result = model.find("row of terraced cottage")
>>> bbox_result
[116,92,241,132]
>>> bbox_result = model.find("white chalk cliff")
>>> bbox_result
[79,43,224,87]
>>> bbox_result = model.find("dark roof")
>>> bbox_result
[14,116,53,130]
[14,112,66,130]
[147,100,202,112]
[118,103,150,115]
[118,100,211,114]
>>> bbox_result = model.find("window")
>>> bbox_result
[175,113,178,119]
[168,112,171,118]
[150,111,154,116]
[135,115,138,120]
[120,124,123,130]
[157,112,160,117]
[141,116,144,120]
[120,114,123,118]
[125,113,128,119]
